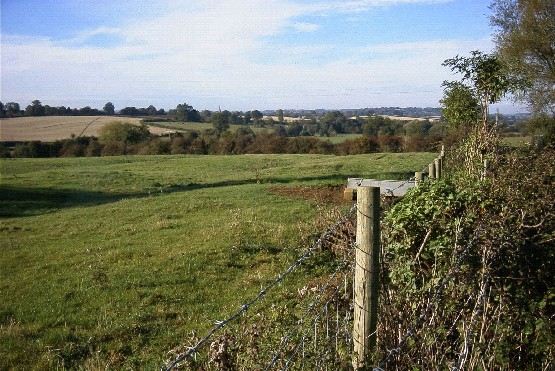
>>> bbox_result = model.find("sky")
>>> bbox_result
[1,0,525,113]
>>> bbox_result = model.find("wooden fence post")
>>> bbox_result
[353,186,380,370]
[434,157,442,179]
[415,171,424,187]
[428,163,436,179]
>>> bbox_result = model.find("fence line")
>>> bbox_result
[265,253,353,370]
[280,282,346,370]
[162,204,357,370]
[162,152,448,370]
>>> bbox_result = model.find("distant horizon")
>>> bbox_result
[1,98,528,116]
[1,0,527,115]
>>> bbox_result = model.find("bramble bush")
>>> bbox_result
[376,145,554,369]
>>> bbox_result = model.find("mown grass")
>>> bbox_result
[0,153,435,369]
[501,135,532,147]
[146,121,272,134]
[317,133,363,144]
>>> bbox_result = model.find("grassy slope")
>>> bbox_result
[0,153,435,369]
[146,121,271,134]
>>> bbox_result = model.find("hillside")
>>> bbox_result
[0,153,435,369]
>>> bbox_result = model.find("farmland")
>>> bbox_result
[0,153,435,369]
[0,116,167,142]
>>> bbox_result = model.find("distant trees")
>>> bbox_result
[103,102,115,115]
[250,110,263,124]
[321,111,347,135]
[172,103,202,122]
[119,107,139,115]
[277,109,284,123]
[363,116,404,136]
[25,100,45,116]
[5,102,21,117]
[146,105,157,116]
[211,111,231,134]
[404,119,432,137]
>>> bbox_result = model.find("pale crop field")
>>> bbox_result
[0,116,168,141]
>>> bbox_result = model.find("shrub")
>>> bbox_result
[100,141,126,156]
[376,148,555,369]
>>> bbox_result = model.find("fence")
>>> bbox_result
[161,148,494,370]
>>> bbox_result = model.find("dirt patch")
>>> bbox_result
[269,184,350,206]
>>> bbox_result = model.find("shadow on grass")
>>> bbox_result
[0,171,410,217]
[0,185,125,217]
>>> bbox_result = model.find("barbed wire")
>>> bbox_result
[280,281,347,370]
[383,175,416,197]
[265,250,353,370]
[162,203,357,371]
[163,152,446,370]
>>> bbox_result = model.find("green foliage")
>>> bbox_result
[526,113,555,146]
[490,0,555,114]
[377,148,555,369]
[442,51,513,127]
[97,121,150,145]
[103,102,115,115]
[211,111,231,134]
[174,103,201,122]
[440,81,479,128]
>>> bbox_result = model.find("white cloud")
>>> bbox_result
[293,22,321,33]
[1,0,492,110]
[301,0,453,15]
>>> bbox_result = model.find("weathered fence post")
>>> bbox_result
[428,162,436,179]
[434,157,442,179]
[415,171,424,187]
[353,186,380,370]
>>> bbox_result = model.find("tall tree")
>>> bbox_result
[490,0,555,114]
[442,51,512,128]
[277,109,284,123]
[5,102,21,117]
[442,51,514,177]
[251,110,263,124]
[175,103,201,122]
[146,105,157,116]
[211,111,230,135]
[243,111,252,125]
[103,102,115,115]
[25,100,45,116]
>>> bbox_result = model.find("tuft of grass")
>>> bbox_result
[0,153,435,368]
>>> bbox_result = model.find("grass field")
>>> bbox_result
[0,153,435,369]
[146,120,273,135]
[0,116,168,142]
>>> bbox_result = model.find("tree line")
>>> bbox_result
[2,119,444,158]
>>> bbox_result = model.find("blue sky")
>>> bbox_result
[1,0,523,112]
